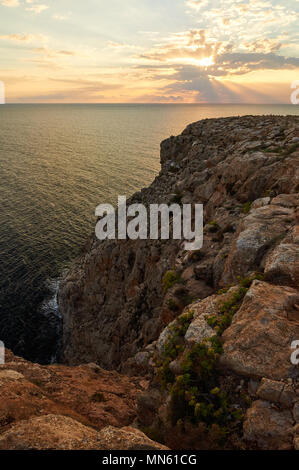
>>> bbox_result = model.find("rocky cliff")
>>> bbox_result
[2,115,297,450]
[57,114,299,450]
[59,115,298,370]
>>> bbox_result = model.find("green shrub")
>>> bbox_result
[158,275,264,436]
[162,270,183,293]
[242,202,252,214]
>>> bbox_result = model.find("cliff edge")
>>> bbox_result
[59,115,298,369]
[57,115,299,449]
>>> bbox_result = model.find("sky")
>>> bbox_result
[0,0,299,103]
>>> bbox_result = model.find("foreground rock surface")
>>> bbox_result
[0,350,155,446]
[0,414,167,450]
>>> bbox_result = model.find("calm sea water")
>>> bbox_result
[0,104,298,362]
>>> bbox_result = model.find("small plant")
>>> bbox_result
[284,143,299,156]
[217,287,229,295]
[207,221,220,233]
[157,312,194,388]
[91,392,105,402]
[162,270,183,293]
[242,202,252,214]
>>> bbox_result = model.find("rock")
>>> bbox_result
[243,400,294,450]
[221,281,299,380]
[97,426,168,450]
[248,379,260,396]
[184,317,214,346]
[264,224,299,288]
[257,378,296,408]
[0,415,100,450]
[0,415,168,451]
[293,402,299,423]
[221,204,295,286]
[0,370,25,381]
[251,197,270,209]
[0,349,141,432]
[257,378,284,403]
[59,115,299,370]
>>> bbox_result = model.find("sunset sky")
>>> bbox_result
[0,0,299,103]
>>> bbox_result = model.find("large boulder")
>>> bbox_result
[0,415,100,450]
[0,415,168,451]
[221,281,299,380]
[243,401,294,450]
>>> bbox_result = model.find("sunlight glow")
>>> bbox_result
[197,56,214,67]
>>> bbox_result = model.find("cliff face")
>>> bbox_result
[1,115,298,450]
[58,115,299,450]
[59,115,299,371]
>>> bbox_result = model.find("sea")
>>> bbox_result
[0,103,298,363]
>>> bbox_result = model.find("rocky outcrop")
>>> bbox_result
[220,280,299,380]
[0,416,168,450]
[2,115,298,450]
[0,415,101,450]
[59,115,299,372]
[135,277,299,449]
[0,349,169,450]
[0,349,151,448]
[55,115,298,450]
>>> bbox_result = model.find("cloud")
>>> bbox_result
[137,29,223,64]
[33,47,77,58]
[185,0,208,11]
[0,33,46,42]
[0,0,19,7]
[52,14,69,21]
[25,4,48,14]
[106,41,142,51]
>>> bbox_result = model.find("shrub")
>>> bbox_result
[242,202,252,214]
[162,270,183,293]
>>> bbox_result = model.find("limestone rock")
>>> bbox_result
[97,426,168,450]
[221,204,295,286]
[221,281,299,380]
[59,115,299,370]
[0,349,141,432]
[244,400,294,450]
[0,415,100,450]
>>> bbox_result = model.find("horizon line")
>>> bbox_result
[2,102,295,106]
